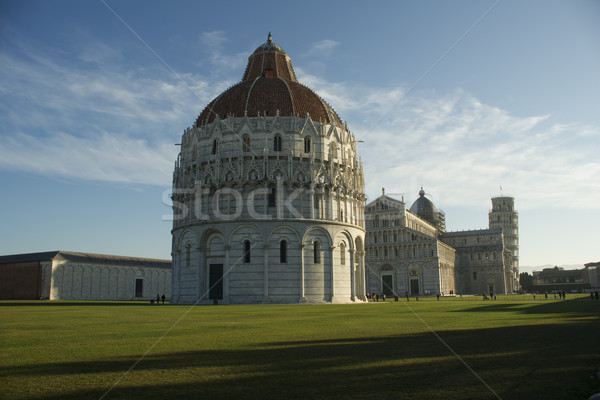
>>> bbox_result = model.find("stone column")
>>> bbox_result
[299,243,307,303]
[349,249,356,302]
[355,250,366,301]
[262,244,270,304]
[224,245,230,304]
[309,185,315,219]
[172,250,179,303]
[329,245,336,302]
[196,246,204,303]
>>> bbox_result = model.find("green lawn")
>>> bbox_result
[1,296,599,400]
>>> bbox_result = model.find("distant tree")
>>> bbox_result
[519,272,534,293]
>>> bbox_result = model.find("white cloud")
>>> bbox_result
[0,39,220,186]
[199,30,227,48]
[299,74,600,210]
[305,39,340,56]
[197,30,247,72]
[0,131,176,185]
[2,35,599,213]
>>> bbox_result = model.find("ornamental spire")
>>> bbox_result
[267,32,272,44]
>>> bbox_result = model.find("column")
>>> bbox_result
[309,185,315,219]
[262,244,270,304]
[224,245,230,304]
[299,243,307,302]
[329,245,336,302]
[349,249,356,302]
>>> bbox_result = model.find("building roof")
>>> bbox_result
[196,33,343,128]
[443,228,503,237]
[0,251,171,269]
[454,245,504,253]
[410,188,439,215]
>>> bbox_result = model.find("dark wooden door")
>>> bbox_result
[209,264,223,300]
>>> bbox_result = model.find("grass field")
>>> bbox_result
[1,296,599,400]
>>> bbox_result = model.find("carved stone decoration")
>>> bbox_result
[171,34,367,305]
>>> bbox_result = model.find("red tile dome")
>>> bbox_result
[196,34,342,127]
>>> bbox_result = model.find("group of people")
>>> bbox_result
[154,294,166,304]
[591,290,599,300]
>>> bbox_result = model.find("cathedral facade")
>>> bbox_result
[170,35,367,304]
[365,189,519,296]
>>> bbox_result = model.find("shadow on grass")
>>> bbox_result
[458,298,600,316]
[4,321,600,400]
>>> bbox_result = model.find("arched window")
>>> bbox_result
[304,137,311,153]
[473,271,477,280]
[280,240,287,263]
[273,135,282,152]
[340,242,346,265]
[243,135,250,152]
[331,143,338,159]
[313,241,321,264]
[268,186,276,208]
[243,240,251,263]
[212,139,218,155]
[185,243,191,267]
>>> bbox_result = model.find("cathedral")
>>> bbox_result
[365,188,519,297]
[170,34,367,304]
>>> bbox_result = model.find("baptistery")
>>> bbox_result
[171,34,366,304]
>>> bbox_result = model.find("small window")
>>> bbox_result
[473,271,477,280]
[212,139,218,155]
[280,240,287,263]
[268,187,276,207]
[244,240,251,263]
[314,192,319,210]
[304,137,311,153]
[313,241,321,263]
[186,243,191,267]
[273,135,282,152]
[340,243,346,265]
[243,135,251,152]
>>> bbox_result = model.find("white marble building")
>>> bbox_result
[365,189,456,297]
[365,189,519,296]
[170,34,367,304]
[0,251,171,300]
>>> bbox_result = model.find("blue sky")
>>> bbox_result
[1,0,599,271]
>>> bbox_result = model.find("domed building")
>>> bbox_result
[170,34,367,304]
[365,188,519,297]
[409,187,446,233]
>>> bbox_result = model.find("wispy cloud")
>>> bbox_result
[305,39,340,56]
[197,30,247,72]
[0,131,175,185]
[0,38,218,186]
[2,34,599,213]
[302,77,600,210]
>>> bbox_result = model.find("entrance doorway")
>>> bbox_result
[135,278,143,298]
[209,264,223,300]
[381,275,394,297]
[410,279,419,295]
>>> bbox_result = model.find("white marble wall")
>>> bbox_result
[50,260,171,301]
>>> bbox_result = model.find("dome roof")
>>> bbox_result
[410,188,439,215]
[196,34,343,127]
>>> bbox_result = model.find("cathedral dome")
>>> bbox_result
[195,33,342,128]
[410,187,446,232]
[410,188,438,215]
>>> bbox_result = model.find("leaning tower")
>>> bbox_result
[489,196,519,292]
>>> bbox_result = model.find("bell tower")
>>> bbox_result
[489,196,519,291]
